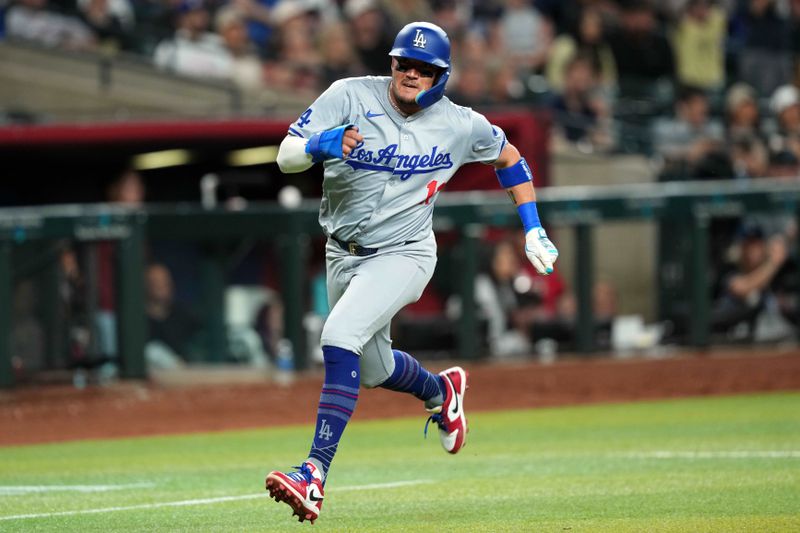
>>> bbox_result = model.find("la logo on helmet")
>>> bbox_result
[412,29,426,48]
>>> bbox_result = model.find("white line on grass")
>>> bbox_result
[618,451,800,459]
[338,480,432,491]
[0,479,431,522]
[0,483,155,495]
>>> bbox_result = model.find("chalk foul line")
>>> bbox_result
[0,483,155,496]
[0,479,431,521]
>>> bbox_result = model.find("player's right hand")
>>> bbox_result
[525,227,558,275]
[342,127,364,158]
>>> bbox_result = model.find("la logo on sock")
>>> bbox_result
[318,419,333,441]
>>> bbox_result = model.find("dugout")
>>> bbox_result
[2,178,800,388]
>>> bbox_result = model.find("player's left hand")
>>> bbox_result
[525,227,558,275]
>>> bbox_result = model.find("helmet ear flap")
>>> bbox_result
[414,67,450,108]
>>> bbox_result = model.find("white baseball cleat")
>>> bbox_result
[425,366,468,454]
[265,461,324,524]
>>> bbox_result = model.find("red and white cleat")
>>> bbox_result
[425,366,468,454]
[265,461,324,524]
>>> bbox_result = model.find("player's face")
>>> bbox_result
[390,57,437,106]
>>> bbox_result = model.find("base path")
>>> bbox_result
[2,349,799,446]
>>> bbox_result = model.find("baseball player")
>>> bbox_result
[266,21,558,524]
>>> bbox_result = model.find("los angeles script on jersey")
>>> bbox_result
[345,142,453,181]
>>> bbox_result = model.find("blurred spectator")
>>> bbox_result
[736,0,794,97]
[740,142,799,250]
[549,52,613,150]
[60,168,145,388]
[5,0,95,49]
[767,84,800,160]
[77,0,135,52]
[498,0,553,75]
[107,166,145,205]
[546,6,618,93]
[536,0,619,35]
[477,238,537,357]
[652,85,725,178]
[469,0,503,36]
[725,82,763,141]
[529,278,618,352]
[93,168,146,365]
[153,0,233,80]
[430,0,470,38]
[690,148,736,179]
[672,0,727,91]
[488,59,526,103]
[712,224,796,342]
[608,0,674,99]
[129,0,181,54]
[455,28,490,67]
[317,20,364,87]
[265,0,322,93]
[214,5,264,93]
[344,0,394,75]
[228,0,276,56]
[225,287,272,368]
[730,135,769,178]
[268,0,321,37]
[554,279,618,324]
[454,235,572,357]
[447,238,540,357]
[145,263,198,368]
[57,244,90,368]
[450,29,519,106]
[592,280,618,324]
[766,149,800,177]
[379,0,432,28]
[57,241,125,386]
[253,287,285,361]
[448,62,491,107]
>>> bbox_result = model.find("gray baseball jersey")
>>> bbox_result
[288,76,507,248]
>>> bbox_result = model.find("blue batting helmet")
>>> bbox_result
[389,21,451,108]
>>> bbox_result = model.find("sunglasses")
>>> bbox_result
[393,58,438,78]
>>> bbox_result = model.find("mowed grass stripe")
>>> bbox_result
[616,450,800,459]
[0,392,797,531]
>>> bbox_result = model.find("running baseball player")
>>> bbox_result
[266,21,558,524]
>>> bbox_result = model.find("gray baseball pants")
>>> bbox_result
[319,233,437,387]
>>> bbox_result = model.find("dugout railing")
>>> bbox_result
[2,178,800,388]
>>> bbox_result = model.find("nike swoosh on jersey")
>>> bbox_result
[365,111,385,118]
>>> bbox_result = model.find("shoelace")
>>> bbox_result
[287,463,315,485]
[423,413,447,438]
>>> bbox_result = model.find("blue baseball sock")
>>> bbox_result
[307,345,360,484]
[379,350,445,408]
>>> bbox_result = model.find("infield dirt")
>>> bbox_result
[1,349,799,446]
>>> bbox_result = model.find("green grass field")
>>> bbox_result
[1,392,799,532]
